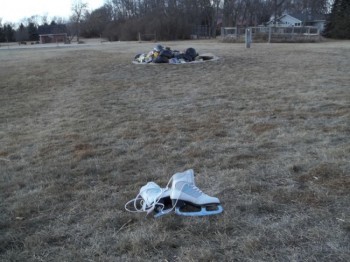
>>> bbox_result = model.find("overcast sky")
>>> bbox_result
[0,0,105,24]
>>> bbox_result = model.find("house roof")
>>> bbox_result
[289,13,326,22]
[266,12,326,25]
[38,24,67,35]
[266,14,301,25]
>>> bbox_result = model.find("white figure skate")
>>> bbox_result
[125,182,172,218]
[170,169,223,216]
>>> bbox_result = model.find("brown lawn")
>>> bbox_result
[0,39,349,261]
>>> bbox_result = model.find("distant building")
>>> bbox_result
[267,13,326,32]
[38,24,68,44]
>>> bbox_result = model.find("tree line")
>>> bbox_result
[323,0,350,39]
[82,0,332,40]
[0,0,349,43]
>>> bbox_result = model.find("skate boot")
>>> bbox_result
[170,169,223,216]
[125,182,172,218]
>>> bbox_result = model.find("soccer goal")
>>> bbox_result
[138,32,157,42]
[221,27,246,38]
[221,26,321,43]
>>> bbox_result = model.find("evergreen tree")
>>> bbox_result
[4,24,15,42]
[324,0,350,39]
[0,24,5,42]
[0,24,15,42]
[16,23,28,42]
[28,22,39,41]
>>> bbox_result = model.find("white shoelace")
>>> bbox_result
[124,186,168,215]
[189,184,204,194]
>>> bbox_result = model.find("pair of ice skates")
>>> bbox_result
[125,169,223,217]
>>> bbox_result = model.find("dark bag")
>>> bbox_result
[154,56,169,63]
[185,48,198,60]
[160,49,174,59]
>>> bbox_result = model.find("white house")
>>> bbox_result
[268,14,303,27]
[267,13,326,31]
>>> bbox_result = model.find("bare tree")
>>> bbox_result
[41,14,49,25]
[71,0,88,42]
[272,0,287,24]
[296,0,330,15]
[81,6,112,38]
[51,16,67,25]
[223,0,272,27]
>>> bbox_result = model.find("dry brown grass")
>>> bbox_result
[1,40,349,261]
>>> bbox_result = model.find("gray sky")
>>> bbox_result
[0,0,105,24]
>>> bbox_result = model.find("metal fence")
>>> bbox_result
[221,26,321,43]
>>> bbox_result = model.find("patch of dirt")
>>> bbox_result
[251,123,277,135]
[298,163,350,193]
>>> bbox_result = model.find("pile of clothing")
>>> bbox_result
[134,44,201,64]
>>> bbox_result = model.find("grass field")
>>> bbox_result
[1,40,349,261]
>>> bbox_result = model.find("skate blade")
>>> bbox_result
[175,205,223,217]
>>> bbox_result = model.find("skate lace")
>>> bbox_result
[124,187,168,215]
[125,176,183,216]
[189,184,203,194]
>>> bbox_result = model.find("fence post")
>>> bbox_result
[268,27,271,43]
[245,28,252,48]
